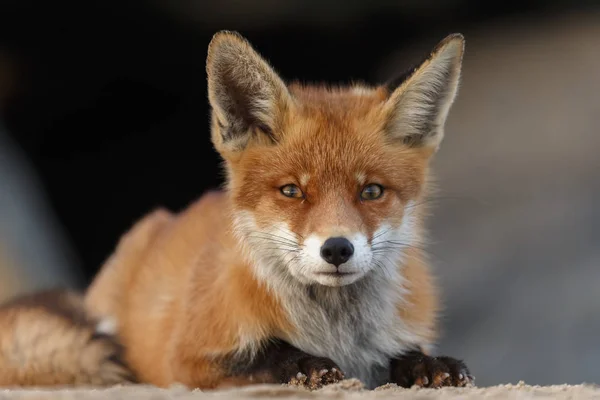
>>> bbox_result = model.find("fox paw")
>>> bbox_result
[391,352,473,388]
[286,357,345,390]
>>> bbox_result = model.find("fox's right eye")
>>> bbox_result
[280,184,304,199]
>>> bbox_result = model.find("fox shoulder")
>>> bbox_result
[0,289,135,387]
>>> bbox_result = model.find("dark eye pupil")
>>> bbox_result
[362,184,382,200]
[281,184,302,198]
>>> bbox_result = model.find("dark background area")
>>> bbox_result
[1,0,599,387]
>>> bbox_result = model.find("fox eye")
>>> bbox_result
[280,184,304,199]
[360,184,384,200]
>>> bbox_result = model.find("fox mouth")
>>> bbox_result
[315,271,356,277]
[310,269,364,287]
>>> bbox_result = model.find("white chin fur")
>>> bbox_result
[308,271,365,287]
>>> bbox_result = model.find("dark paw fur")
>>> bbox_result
[227,339,344,390]
[391,351,473,388]
[284,356,345,390]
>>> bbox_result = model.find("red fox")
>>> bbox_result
[0,31,472,390]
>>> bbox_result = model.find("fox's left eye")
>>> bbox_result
[280,184,304,199]
[360,184,384,200]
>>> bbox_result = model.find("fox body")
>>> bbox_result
[0,31,471,389]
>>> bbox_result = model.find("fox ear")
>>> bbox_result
[383,34,465,150]
[206,31,292,153]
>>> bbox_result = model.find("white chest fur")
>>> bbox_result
[280,274,419,389]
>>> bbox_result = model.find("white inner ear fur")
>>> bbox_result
[385,35,464,150]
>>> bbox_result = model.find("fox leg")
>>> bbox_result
[233,339,345,389]
[389,349,473,388]
[175,339,344,390]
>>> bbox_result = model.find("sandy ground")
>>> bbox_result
[1,381,600,400]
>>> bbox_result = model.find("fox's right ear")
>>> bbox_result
[206,31,292,154]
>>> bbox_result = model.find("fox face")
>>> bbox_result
[223,89,431,287]
[206,32,464,288]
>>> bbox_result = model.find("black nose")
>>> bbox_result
[320,237,354,267]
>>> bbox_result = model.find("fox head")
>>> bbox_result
[206,31,464,288]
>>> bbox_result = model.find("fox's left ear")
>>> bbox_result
[383,34,465,151]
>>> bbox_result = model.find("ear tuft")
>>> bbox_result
[384,33,465,150]
[207,31,292,152]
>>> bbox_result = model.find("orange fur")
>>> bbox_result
[86,192,293,388]
[398,248,440,348]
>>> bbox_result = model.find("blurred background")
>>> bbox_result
[0,0,598,387]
